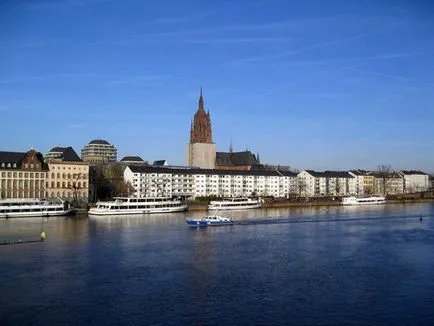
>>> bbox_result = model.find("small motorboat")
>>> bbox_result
[186,214,234,227]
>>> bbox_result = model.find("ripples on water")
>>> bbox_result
[1,203,434,325]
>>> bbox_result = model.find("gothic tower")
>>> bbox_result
[186,89,216,169]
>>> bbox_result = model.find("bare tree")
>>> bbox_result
[298,179,307,196]
[377,164,393,195]
[69,174,81,204]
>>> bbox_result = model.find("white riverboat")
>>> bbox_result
[208,198,261,210]
[88,197,187,216]
[0,198,74,218]
[342,196,386,206]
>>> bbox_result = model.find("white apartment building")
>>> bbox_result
[124,166,298,199]
[297,170,356,197]
[399,171,429,193]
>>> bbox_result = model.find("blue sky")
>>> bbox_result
[1,0,434,172]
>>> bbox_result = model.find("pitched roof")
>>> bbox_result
[127,165,297,177]
[121,156,144,162]
[216,151,258,167]
[62,147,82,161]
[400,170,428,175]
[49,147,67,153]
[304,170,354,178]
[0,151,26,168]
[89,139,110,145]
[47,146,82,162]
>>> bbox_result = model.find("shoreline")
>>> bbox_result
[66,197,434,215]
[187,198,434,211]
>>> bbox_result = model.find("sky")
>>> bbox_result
[1,0,434,172]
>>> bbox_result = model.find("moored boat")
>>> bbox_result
[208,197,261,210]
[88,197,187,216]
[186,214,234,227]
[342,196,386,206]
[0,198,73,218]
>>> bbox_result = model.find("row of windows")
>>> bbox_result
[50,166,88,171]
[49,173,88,179]
[1,172,45,178]
[0,191,88,199]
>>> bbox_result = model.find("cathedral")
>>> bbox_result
[186,89,216,169]
[186,89,260,170]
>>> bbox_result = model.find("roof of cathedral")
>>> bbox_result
[216,151,258,167]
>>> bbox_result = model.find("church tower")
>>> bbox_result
[186,89,216,168]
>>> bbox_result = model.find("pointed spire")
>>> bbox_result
[229,138,233,153]
[198,87,204,112]
[256,152,260,164]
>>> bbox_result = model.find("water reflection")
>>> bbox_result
[0,203,432,244]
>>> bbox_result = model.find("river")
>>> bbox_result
[1,203,434,325]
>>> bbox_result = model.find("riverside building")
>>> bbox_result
[0,149,48,199]
[81,139,117,164]
[45,147,89,202]
[297,170,357,197]
[124,165,298,199]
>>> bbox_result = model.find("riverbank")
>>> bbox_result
[187,198,434,211]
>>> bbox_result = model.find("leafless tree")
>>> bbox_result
[298,179,307,196]
[377,164,393,195]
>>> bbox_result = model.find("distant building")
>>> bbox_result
[45,146,89,202]
[153,160,168,166]
[81,139,117,164]
[349,170,375,196]
[120,156,147,165]
[297,170,356,197]
[0,149,48,199]
[368,171,404,195]
[398,170,429,193]
[186,89,216,169]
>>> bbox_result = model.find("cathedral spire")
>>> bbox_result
[190,88,213,144]
[198,87,204,112]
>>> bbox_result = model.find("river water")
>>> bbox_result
[1,203,434,325]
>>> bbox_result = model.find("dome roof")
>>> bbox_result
[89,139,110,145]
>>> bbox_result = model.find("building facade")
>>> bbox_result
[0,149,48,199]
[399,171,429,193]
[45,147,89,202]
[124,166,298,199]
[186,89,216,169]
[81,139,117,164]
[297,170,356,197]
